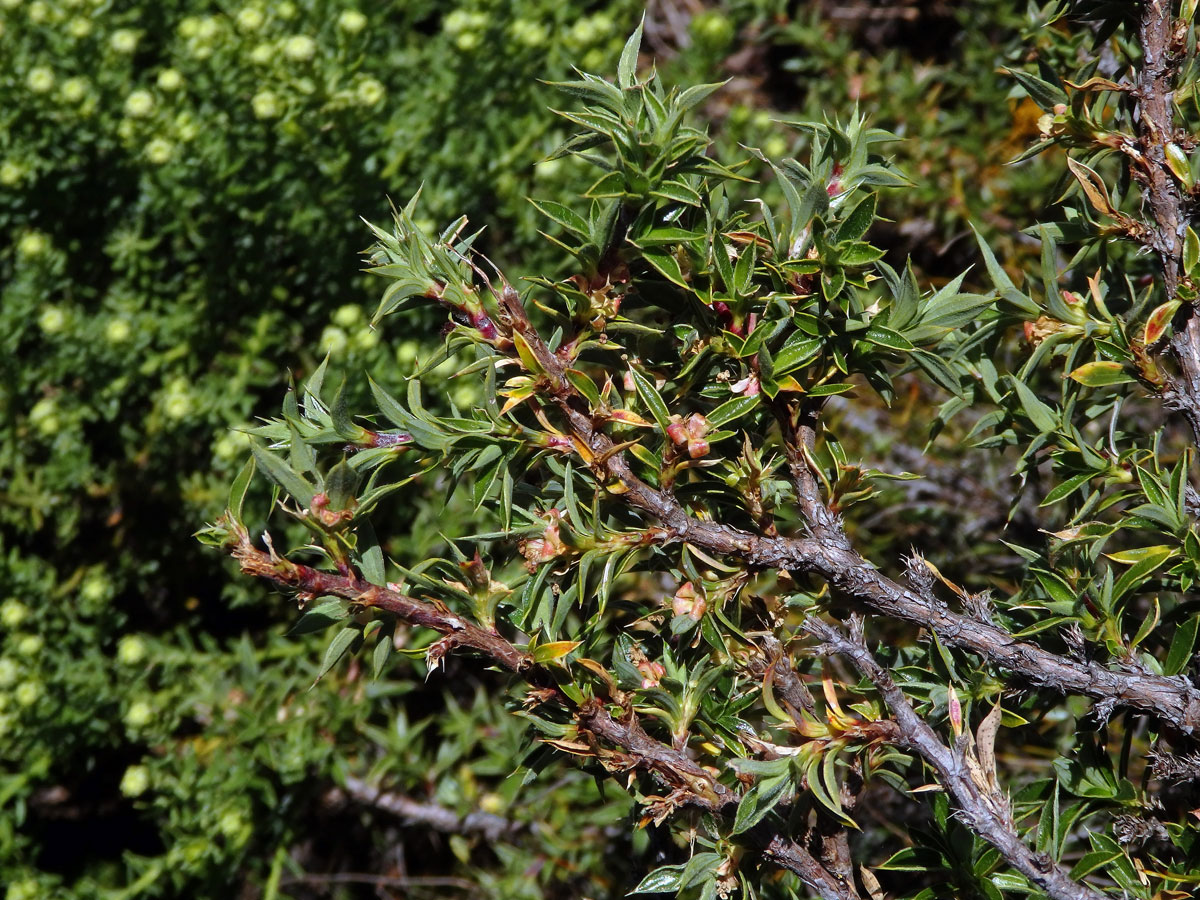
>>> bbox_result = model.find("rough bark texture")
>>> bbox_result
[808,618,1110,900]
[227,527,855,900]
[498,285,1200,734]
[1135,1,1200,441]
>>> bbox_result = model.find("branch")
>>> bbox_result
[496,291,1200,734]
[1133,1,1200,441]
[223,523,856,900]
[806,616,1109,900]
[762,835,862,900]
[279,873,478,891]
[338,775,524,842]
[770,395,850,544]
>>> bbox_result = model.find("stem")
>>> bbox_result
[808,617,1109,900]
[496,290,1200,733]
[225,525,854,898]
[1135,1,1200,441]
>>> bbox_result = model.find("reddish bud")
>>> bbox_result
[947,685,963,737]
[519,513,568,570]
[636,660,666,689]
[671,582,707,620]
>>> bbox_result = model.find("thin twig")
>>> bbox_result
[225,525,856,899]
[1133,1,1200,442]
[807,616,1109,900]
[495,288,1200,734]
[338,775,523,843]
[278,872,478,891]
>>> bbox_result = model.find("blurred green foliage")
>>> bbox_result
[0,1,1089,897]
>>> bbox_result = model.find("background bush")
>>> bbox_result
[0,2,1075,897]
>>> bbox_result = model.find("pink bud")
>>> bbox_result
[666,418,688,446]
[637,660,665,688]
[947,685,963,737]
[672,582,697,616]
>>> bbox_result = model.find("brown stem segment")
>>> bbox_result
[224,523,853,899]
[1134,1,1200,441]
[808,617,1109,900]
[339,775,523,842]
[497,290,1200,733]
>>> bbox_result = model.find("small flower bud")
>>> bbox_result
[636,660,666,689]
[338,9,367,34]
[26,67,55,95]
[947,685,963,737]
[120,764,150,797]
[283,35,317,63]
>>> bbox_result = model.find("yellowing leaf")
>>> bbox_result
[1105,544,1174,565]
[1144,300,1181,346]
[532,640,581,664]
[1068,360,1134,387]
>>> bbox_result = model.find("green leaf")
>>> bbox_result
[864,325,914,351]
[808,383,855,397]
[372,627,393,679]
[529,199,589,238]
[839,242,886,266]
[289,598,351,636]
[651,179,703,207]
[1034,569,1076,608]
[973,227,1038,314]
[1010,378,1058,434]
[1007,66,1069,110]
[676,81,727,114]
[679,853,722,890]
[630,864,684,894]
[641,249,689,287]
[566,369,601,406]
[1107,545,1174,601]
[631,226,706,247]
[617,19,643,89]
[707,394,759,427]
[325,457,359,510]
[772,334,822,376]
[836,193,876,243]
[357,518,386,586]
[629,367,672,432]
[316,626,360,682]
[1040,471,1093,507]
[227,455,256,522]
[732,772,791,834]
[1165,614,1199,675]
[251,440,316,506]
[1106,544,1174,564]
[804,752,854,827]
[1069,850,1122,880]
[1186,226,1200,275]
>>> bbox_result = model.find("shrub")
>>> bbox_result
[205,5,1200,900]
